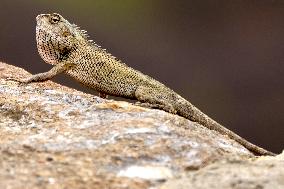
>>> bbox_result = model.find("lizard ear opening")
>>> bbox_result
[62,31,71,37]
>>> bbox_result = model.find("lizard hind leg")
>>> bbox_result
[134,86,177,114]
[98,92,108,99]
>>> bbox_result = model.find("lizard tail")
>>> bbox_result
[174,96,276,156]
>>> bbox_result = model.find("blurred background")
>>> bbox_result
[0,0,283,153]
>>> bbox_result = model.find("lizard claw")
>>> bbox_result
[6,77,29,86]
[98,92,108,99]
[135,101,177,114]
[135,101,150,107]
[134,101,142,106]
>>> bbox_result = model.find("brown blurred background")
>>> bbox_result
[0,0,283,153]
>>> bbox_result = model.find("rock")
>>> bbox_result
[0,62,282,189]
[160,151,284,189]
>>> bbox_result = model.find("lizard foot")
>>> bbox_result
[135,101,177,114]
[6,77,29,86]
[135,102,159,108]
[99,92,108,99]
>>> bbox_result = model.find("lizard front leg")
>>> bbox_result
[134,86,177,114]
[8,61,74,84]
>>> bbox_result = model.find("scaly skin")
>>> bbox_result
[14,13,275,156]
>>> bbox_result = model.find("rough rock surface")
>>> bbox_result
[0,62,283,189]
[160,153,284,189]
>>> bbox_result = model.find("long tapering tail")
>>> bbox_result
[174,96,275,156]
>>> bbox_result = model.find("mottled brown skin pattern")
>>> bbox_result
[17,13,275,156]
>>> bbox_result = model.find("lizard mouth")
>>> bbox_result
[36,14,46,21]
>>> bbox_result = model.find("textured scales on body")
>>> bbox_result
[16,13,274,156]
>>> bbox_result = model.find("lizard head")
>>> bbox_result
[36,13,87,65]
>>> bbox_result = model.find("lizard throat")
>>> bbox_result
[36,28,72,65]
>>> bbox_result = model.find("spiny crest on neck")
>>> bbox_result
[71,23,120,61]
[71,23,102,49]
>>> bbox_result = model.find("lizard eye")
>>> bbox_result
[50,14,60,24]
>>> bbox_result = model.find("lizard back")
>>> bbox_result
[36,13,165,98]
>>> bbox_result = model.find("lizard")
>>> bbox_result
[10,13,275,156]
